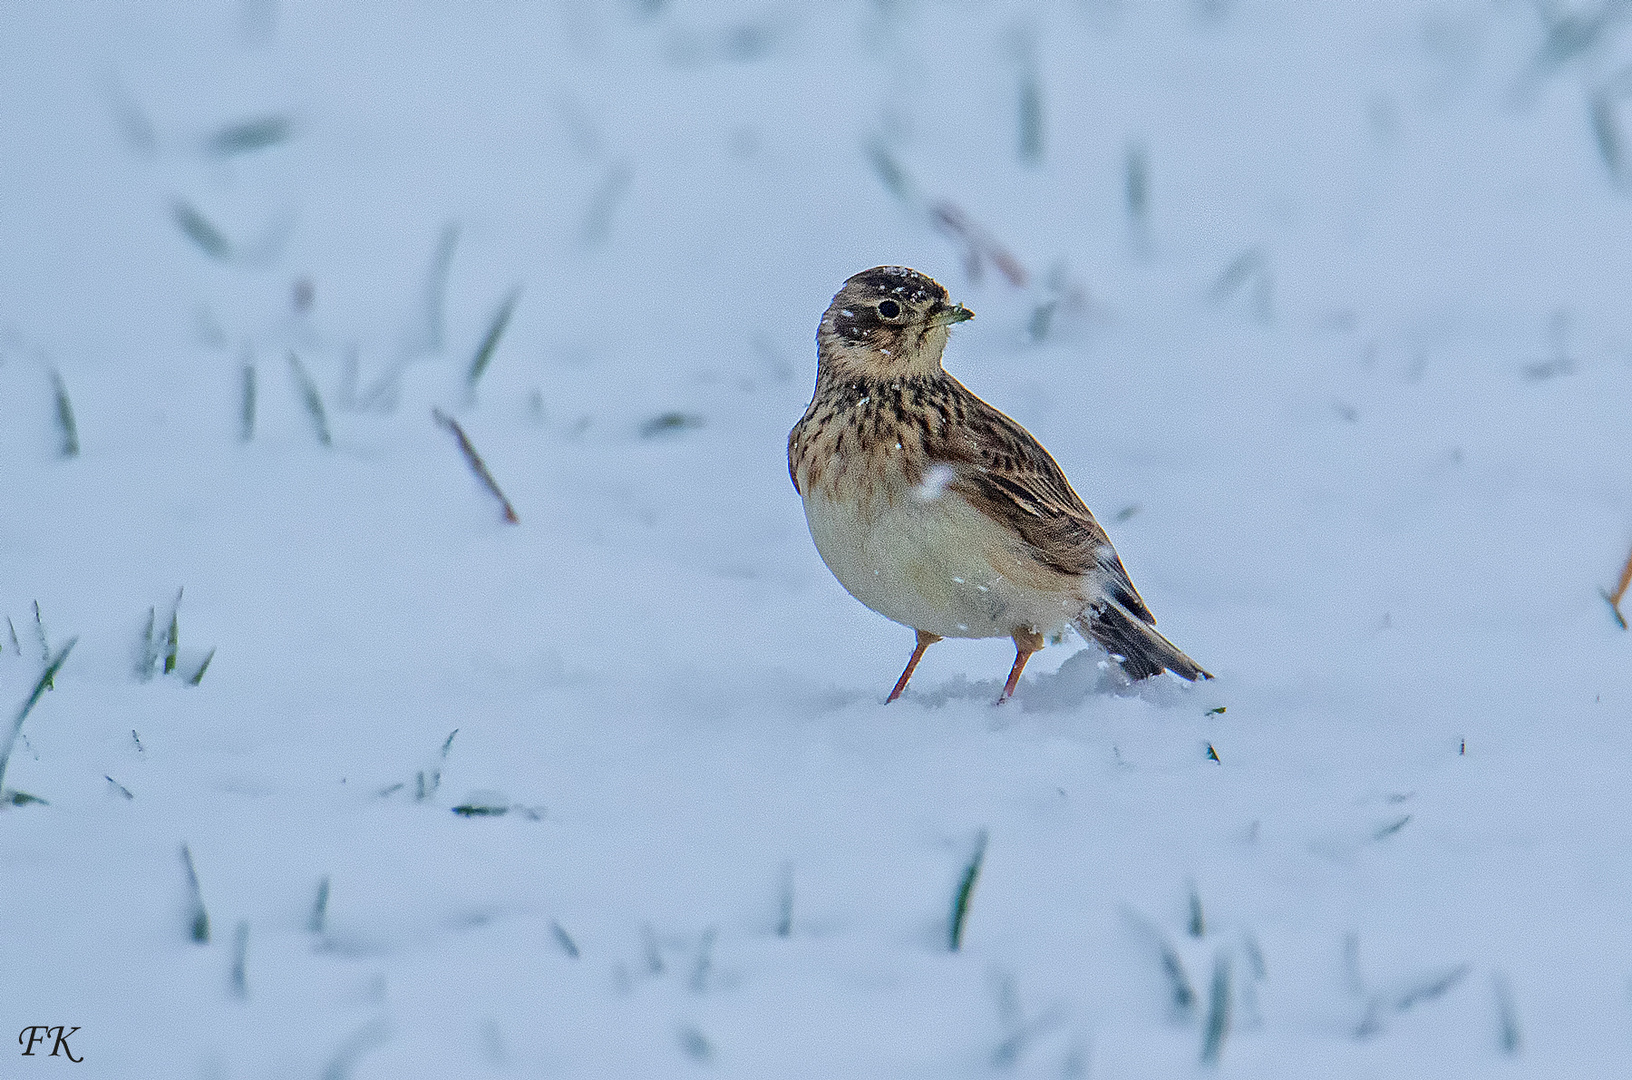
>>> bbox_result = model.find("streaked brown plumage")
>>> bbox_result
[788,265,1208,701]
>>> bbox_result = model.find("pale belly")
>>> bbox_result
[801,487,1085,640]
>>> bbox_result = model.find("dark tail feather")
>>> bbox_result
[1077,601,1210,682]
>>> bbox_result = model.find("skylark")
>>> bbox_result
[788,265,1208,702]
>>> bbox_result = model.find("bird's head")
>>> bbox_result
[816,266,973,380]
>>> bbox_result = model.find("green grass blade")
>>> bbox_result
[310,875,330,935]
[551,920,580,959]
[33,601,50,668]
[1200,954,1232,1066]
[288,354,332,446]
[241,362,257,442]
[137,606,157,680]
[1018,70,1043,164]
[181,845,210,943]
[173,201,233,261]
[950,829,988,951]
[207,114,293,157]
[188,648,216,686]
[0,637,77,793]
[466,287,522,397]
[231,920,250,997]
[51,369,79,458]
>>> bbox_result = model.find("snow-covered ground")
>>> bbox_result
[5,0,1632,1075]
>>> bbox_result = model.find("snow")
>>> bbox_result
[3,0,1632,1076]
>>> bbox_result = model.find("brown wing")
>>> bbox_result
[927,380,1157,626]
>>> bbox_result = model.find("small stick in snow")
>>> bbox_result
[432,409,519,524]
[1603,542,1632,628]
[930,201,1029,288]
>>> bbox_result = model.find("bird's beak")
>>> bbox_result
[933,303,975,326]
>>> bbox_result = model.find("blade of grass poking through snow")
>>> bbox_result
[188,648,215,686]
[1017,63,1043,165]
[164,593,180,675]
[33,601,51,668]
[1125,140,1149,221]
[690,927,717,993]
[1494,972,1522,1055]
[551,920,580,959]
[1210,248,1273,323]
[949,829,988,951]
[288,354,332,446]
[420,222,459,354]
[1160,937,1197,1015]
[173,201,233,261]
[357,225,461,411]
[51,369,79,458]
[136,606,157,680]
[230,920,249,997]
[241,361,256,441]
[866,141,919,204]
[0,638,77,793]
[1027,300,1056,342]
[640,412,703,438]
[7,617,20,653]
[104,77,157,156]
[1199,954,1232,1066]
[642,924,664,975]
[414,729,456,802]
[1373,814,1411,840]
[206,114,292,157]
[181,844,210,943]
[466,287,521,401]
[776,862,794,937]
[1529,4,1614,85]
[580,162,632,247]
[451,799,509,817]
[1393,963,1470,1013]
[1590,90,1624,186]
[309,876,330,935]
[320,1019,391,1080]
[1188,881,1206,937]
[432,409,519,523]
[677,1027,712,1063]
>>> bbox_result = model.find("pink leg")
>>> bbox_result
[887,630,942,702]
[998,631,1045,703]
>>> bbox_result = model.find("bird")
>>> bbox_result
[787,265,1208,703]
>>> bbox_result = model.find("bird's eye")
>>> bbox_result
[877,299,902,319]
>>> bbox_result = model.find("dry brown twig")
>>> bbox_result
[930,200,1029,288]
[432,409,519,524]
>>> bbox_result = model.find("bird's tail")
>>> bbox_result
[1075,600,1210,682]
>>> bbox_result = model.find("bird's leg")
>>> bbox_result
[998,630,1045,703]
[886,630,942,702]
